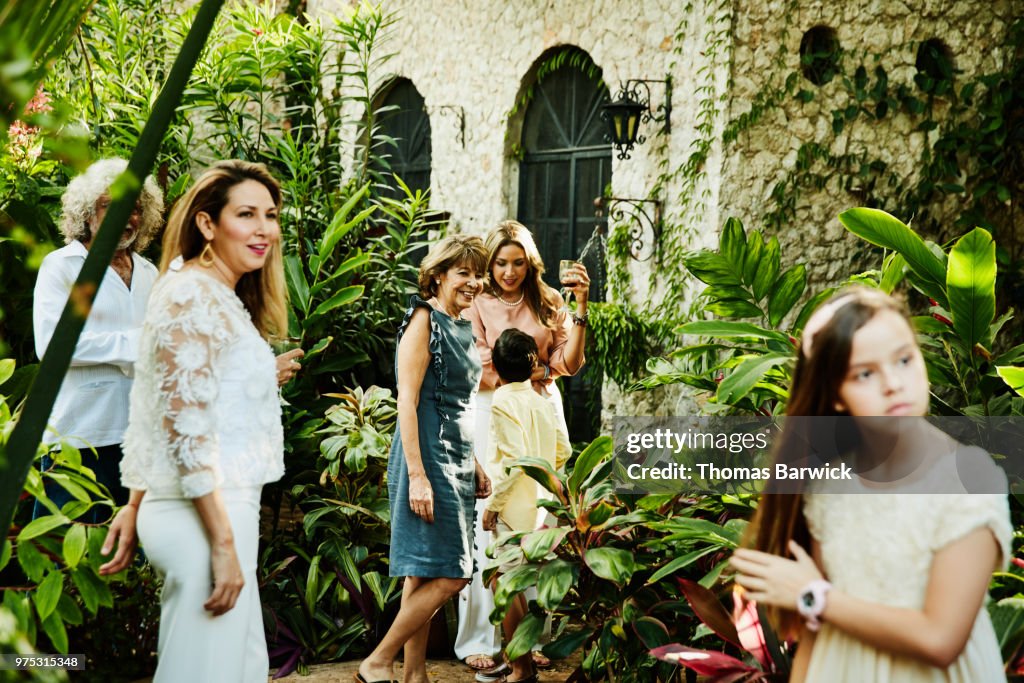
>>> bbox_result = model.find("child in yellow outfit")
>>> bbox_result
[481,328,571,683]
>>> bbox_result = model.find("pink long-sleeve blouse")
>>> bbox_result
[464,291,582,391]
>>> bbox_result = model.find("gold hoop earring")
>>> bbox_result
[199,241,216,268]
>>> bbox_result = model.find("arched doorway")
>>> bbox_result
[517,49,611,441]
[372,78,431,200]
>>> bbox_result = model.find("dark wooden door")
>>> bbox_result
[518,63,610,441]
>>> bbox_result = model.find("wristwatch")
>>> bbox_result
[571,311,588,326]
[796,579,831,632]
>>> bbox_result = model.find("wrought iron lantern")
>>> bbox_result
[601,78,672,160]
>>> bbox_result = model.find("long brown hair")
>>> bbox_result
[746,287,910,633]
[159,160,287,339]
[483,220,563,329]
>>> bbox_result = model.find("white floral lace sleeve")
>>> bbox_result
[151,299,231,496]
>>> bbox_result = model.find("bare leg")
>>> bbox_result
[502,593,534,681]
[358,576,467,682]
[402,577,432,683]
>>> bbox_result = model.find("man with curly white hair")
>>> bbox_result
[32,158,164,520]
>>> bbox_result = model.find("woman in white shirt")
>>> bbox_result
[102,160,288,682]
[32,158,163,520]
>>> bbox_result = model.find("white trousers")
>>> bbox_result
[454,387,565,660]
[137,487,267,683]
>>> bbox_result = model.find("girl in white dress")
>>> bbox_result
[731,287,1011,683]
[101,160,289,682]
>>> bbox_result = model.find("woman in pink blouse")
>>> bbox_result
[457,220,589,675]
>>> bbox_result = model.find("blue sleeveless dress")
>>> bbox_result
[387,296,482,578]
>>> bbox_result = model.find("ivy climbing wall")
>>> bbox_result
[720,0,1022,290]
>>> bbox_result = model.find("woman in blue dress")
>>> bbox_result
[357,235,492,683]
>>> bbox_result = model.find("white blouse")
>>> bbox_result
[121,269,284,499]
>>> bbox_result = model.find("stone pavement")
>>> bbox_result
[270,657,579,682]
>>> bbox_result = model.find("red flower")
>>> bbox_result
[927,298,939,306]
[252,28,263,36]
[931,313,953,326]
[1012,557,1024,570]
[714,371,724,384]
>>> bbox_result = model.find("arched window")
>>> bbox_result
[517,57,610,293]
[372,78,431,199]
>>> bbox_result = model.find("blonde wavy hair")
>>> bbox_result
[60,158,164,251]
[418,234,488,298]
[159,160,287,339]
[484,220,562,329]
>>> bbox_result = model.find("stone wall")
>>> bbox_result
[720,0,1021,292]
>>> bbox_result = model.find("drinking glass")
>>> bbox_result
[559,259,580,302]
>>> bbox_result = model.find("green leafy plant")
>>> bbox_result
[635,210,1023,418]
[838,207,1023,416]
[260,386,400,676]
[633,217,825,415]
[587,303,671,390]
[483,436,760,682]
[0,359,159,680]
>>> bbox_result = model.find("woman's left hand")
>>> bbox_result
[276,348,304,387]
[730,540,823,609]
[566,263,590,305]
[475,463,492,499]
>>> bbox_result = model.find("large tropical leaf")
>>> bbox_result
[990,597,1024,660]
[946,228,996,349]
[515,457,565,501]
[506,611,546,662]
[716,353,791,405]
[719,217,748,271]
[650,644,760,678]
[584,547,637,585]
[767,264,806,327]
[685,253,743,287]
[677,578,742,648]
[316,184,371,266]
[676,321,790,343]
[567,436,613,496]
[311,285,364,318]
[537,558,576,610]
[996,367,1024,398]
[838,208,948,307]
[752,237,780,302]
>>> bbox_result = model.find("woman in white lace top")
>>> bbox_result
[101,160,288,682]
